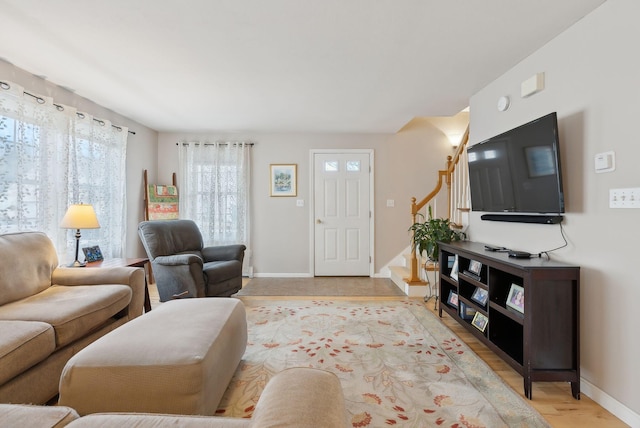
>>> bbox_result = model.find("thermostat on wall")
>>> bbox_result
[595,151,615,173]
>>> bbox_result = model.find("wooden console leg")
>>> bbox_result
[571,381,581,400]
[524,378,532,400]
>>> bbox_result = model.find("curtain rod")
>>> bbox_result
[176,142,254,146]
[0,80,136,135]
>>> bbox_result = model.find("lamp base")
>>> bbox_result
[67,260,87,268]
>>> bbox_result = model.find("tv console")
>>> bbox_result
[480,214,563,224]
[438,240,580,400]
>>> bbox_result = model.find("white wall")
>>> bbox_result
[157,126,452,276]
[468,0,639,424]
[0,60,159,259]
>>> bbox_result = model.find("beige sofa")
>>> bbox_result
[0,368,349,427]
[0,231,145,405]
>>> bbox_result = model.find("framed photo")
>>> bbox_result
[82,245,103,263]
[459,302,476,320]
[506,283,525,314]
[471,287,489,306]
[450,255,459,281]
[270,164,297,197]
[447,290,459,308]
[468,259,482,276]
[471,312,488,332]
[447,255,455,269]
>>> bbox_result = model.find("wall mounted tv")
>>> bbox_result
[467,112,564,224]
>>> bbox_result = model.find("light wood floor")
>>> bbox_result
[147,279,628,428]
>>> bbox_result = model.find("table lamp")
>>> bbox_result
[60,203,100,267]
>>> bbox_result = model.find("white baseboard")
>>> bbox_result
[372,270,391,278]
[581,378,639,427]
[253,272,393,279]
[252,273,313,278]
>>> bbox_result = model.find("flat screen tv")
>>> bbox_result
[467,112,564,217]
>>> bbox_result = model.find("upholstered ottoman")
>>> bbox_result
[58,298,247,416]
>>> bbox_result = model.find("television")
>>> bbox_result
[467,112,564,222]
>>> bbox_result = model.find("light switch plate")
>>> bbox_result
[610,188,640,208]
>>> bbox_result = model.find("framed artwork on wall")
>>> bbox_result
[270,164,297,197]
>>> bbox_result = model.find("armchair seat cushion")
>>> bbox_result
[203,260,242,282]
[0,284,132,348]
[0,321,55,384]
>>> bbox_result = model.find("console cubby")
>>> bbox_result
[438,241,580,400]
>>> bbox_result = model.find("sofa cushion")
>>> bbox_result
[67,413,251,428]
[0,321,55,384]
[251,368,349,427]
[0,285,131,348]
[0,403,79,427]
[0,232,58,306]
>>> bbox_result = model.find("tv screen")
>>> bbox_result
[467,112,564,214]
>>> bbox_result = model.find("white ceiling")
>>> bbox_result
[0,0,607,133]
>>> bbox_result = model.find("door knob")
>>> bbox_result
[316,219,322,224]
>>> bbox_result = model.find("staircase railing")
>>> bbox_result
[404,126,470,284]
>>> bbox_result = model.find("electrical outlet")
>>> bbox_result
[610,188,640,208]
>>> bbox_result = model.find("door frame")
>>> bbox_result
[309,149,375,277]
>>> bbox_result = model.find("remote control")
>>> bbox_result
[484,245,504,251]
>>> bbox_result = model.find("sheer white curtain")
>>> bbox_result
[178,141,251,273]
[0,80,128,261]
[69,113,128,259]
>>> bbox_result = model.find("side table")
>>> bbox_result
[85,258,152,312]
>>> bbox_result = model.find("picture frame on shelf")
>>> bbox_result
[471,287,489,306]
[450,255,459,281]
[447,290,459,308]
[82,245,103,263]
[459,302,476,320]
[468,259,482,276]
[447,255,456,269]
[506,283,525,314]
[471,312,488,332]
[270,164,297,197]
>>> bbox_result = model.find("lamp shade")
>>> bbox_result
[60,204,100,229]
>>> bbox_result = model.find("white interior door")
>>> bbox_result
[314,152,371,276]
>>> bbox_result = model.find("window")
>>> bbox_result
[0,81,128,260]
[178,142,251,247]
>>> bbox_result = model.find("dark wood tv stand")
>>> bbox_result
[438,241,580,399]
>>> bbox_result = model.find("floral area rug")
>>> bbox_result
[216,300,550,428]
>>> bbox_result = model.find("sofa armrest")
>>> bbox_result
[251,368,348,428]
[52,267,145,319]
[202,245,246,262]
